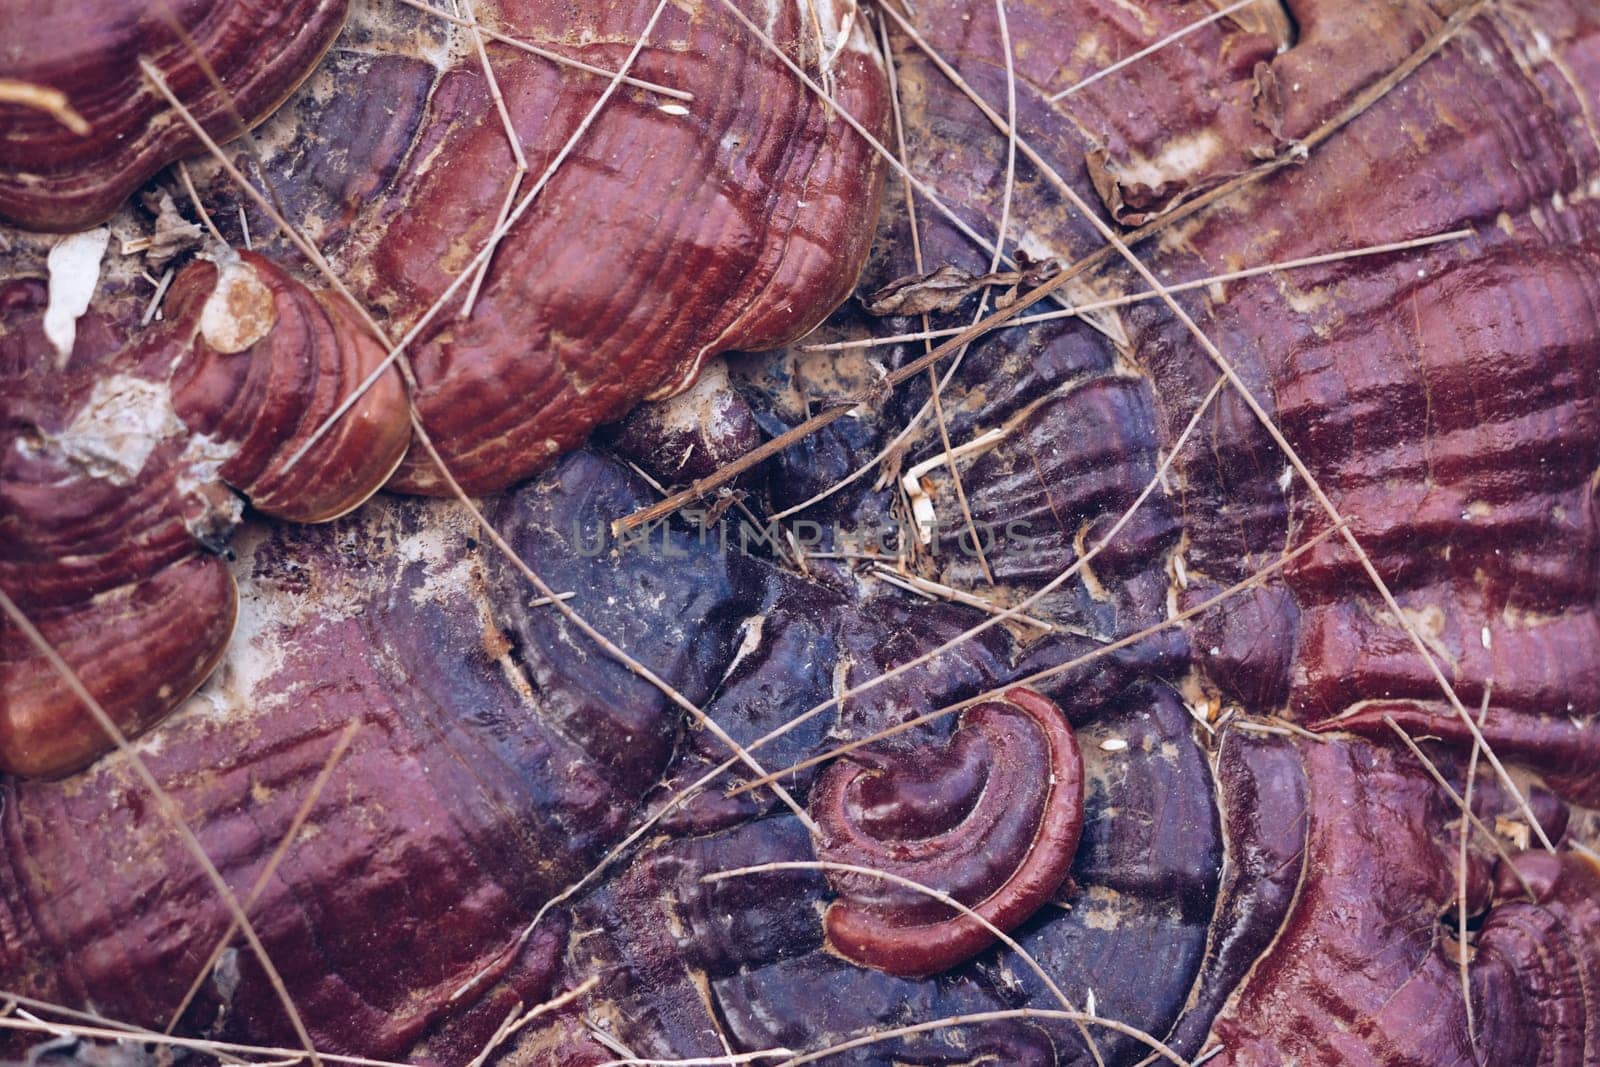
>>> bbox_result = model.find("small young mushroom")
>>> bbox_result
[167,252,411,524]
[809,686,1085,977]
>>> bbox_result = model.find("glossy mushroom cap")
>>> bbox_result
[0,0,349,232]
[3,0,1600,1060]
[811,686,1084,977]
[167,253,412,524]
[309,0,893,495]
[0,251,407,778]
[1186,733,1600,1067]
[852,0,1600,1057]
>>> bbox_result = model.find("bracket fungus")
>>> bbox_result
[0,251,407,777]
[2,0,1600,1064]
[0,0,350,233]
[811,686,1085,977]
[341,0,893,494]
[0,0,890,777]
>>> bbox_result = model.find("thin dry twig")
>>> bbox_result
[879,6,995,582]
[178,160,226,246]
[624,460,798,570]
[803,230,1474,352]
[618,248,1120,534]
[1227,717,1327,744]
[922,0,1017,586]
[154,0,292,225]
[456,0,530,319]
[1458,685,1490,1053]
[1383,715,1536,900]
[466,976,601,1067]
[870,565,1066,633]
[773,1007,1190,1067]
[988,0,1017,277]
[141,267,176,327]
[767,11,979,528]
[0,1015,407,1067]
[0,992,242,1065]
[595,1051,793,1066]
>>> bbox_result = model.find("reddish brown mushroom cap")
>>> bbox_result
[0,251,407,778]
[167,252,412,523]
[0,0,348,232]
[343,0,892,495]
[1197,736,1600,1067]
[811,686,1085,977]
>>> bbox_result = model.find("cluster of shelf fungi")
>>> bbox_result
[1,0,1598,1064]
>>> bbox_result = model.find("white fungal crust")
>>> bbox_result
[42,227,110,364]
[50,373,185,486]
[198,252,278,354]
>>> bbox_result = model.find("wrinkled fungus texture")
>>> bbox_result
[304,0,890,494]
[0,0,349,232]
[0,452,1221,1064]
[0,0,886,776]
[812,686,1085,977]
[0,253,407,777]
[3,0,1600,1064]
